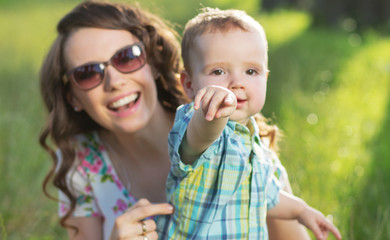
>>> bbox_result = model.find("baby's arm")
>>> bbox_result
[180,85,237,164]
[267,191,342,240]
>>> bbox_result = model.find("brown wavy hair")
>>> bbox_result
[181,7,281,151]
[39,0,188,230]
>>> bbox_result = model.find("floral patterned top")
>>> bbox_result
[58,132,137,240]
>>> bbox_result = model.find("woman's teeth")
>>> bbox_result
[110,93,139,109]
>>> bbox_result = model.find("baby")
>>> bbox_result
[159,7,342,240]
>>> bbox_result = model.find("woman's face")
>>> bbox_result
[64,28,161,134]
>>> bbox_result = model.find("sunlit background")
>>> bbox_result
[0,0,389,239]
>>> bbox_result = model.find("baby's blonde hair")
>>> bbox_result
[181,7,268,75]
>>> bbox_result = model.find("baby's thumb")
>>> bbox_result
[224,93,236,106]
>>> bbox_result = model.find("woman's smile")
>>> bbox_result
[107,92,140,112]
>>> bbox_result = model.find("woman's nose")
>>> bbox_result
[104,65,127,90]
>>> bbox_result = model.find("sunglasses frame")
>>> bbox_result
[62,42,146,90]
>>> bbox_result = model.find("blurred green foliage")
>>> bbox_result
[0,0,389,239]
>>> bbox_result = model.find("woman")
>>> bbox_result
[39,1,310,239]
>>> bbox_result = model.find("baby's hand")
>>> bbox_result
[297,206,342,240]
[194,85,237,121]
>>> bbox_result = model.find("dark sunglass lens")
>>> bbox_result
[113,45,145,73]
[73,64,104,89]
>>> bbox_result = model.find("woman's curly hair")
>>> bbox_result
[39,0,188,230]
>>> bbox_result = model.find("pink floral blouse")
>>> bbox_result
[58,132,137,240]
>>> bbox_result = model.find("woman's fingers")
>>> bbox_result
[111,199,174,239]
[139,219,156,235]
[136,230,158,240]
[128,198,151,210]
[124,201,174,223]
[131,219,158,240]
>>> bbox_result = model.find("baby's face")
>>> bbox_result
[188,29,268,125]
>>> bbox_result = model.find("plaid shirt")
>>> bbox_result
[158,103,281,240]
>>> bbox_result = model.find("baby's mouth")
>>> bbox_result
[108,93,140,112]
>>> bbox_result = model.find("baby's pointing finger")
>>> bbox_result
[194,88,207,110]
[205,91,229,120]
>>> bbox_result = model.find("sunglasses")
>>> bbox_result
[63,42,146,90]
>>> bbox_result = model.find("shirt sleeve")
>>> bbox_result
[266,174,281,210]
[168,104,195,176]
[57,149,101,218]
[167,103,226,197]
[168,103,226,174]
[259,137,288,190]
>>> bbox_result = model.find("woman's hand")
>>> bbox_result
[110,198,174,240]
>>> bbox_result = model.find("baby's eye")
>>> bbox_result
[211,69,225,75]
[246,69,258,76]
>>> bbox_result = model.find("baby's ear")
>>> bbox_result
[180,70,195,99]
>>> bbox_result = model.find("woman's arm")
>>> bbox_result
[66,216,103,240]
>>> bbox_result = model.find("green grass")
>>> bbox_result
[0,2,77,239]
[261,15,390,239]
[0,1,389,239]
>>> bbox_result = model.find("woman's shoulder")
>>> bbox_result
[74,131,101,149]
[56,131,108,177]
[56,131,103,168]
[73,131,106,164]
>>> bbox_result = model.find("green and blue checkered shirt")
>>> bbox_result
[158,103,283,239]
